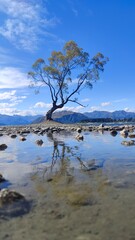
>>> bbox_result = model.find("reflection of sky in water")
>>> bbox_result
[0,131,135,187]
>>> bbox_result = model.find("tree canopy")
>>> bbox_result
[28,40,108,120]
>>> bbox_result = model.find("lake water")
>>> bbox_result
[0,129,135,240]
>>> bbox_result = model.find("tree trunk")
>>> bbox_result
[46,103,64,121]
[46,108,56,121]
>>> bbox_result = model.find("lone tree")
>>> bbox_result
[28,40,108,121]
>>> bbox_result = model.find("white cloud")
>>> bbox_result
[0,107,41,116]
[124,107,135,112]
[89,106,100,112]
[0,67,29,88]
[0,90,16,99]
[0,90,27,103]
[0,0,59,51]
[58,106,84,112]
[0,90,26,102]
[34,102,52,108]
[0,102,16,108]
[12,109,40,116]
[124,108,129,112]
[101,101,111,107]
[0,89,27,115]
[81,98,90,103]
[0,107,17,115]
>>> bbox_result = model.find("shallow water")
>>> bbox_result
[1,130,135,240]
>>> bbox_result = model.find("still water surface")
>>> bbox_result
[0,130,135,240]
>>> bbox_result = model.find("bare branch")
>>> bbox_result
[68,99,87,108]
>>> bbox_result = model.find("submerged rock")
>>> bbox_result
[121,140,135,146]
[0,189,25,204]
[20,137,26,141]
[129,133,135,138]
[0,173,6,183]
[10,134,17,138]
[0,189,31,218]
[110,130,117,136]
[0,144,7,151]
[36,139,44,146]
[75,134,84,141]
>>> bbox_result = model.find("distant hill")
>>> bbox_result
[0,114,43,126]
[32,111,88,124]
[54,112,89,123]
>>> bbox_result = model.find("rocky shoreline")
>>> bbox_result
[0,121,135,150]
[0,121,134,136]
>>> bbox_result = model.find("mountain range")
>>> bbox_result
[84,110,135,120]
[33,110,135,124]
[0,110,135,125]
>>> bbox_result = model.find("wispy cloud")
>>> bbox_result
[0,89,27,103]
[113,98,128,103]
[89,106,100,112]
[124,107,135,112]
[34,102,52,109]
[59,106,84,112]
[101,101,111,107]
[0,107,39,116]
[0,0,59,51]
[0,67,29,88]
[68,0,79,17]
[0,89,27,115]
[72,8,78,16]
[81,98,90,103]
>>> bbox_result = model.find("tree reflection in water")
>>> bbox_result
[31,132,109,202]
[43,131,77,182]
[41,131,105,182]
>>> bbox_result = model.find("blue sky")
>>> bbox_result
[0,0,135,116]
